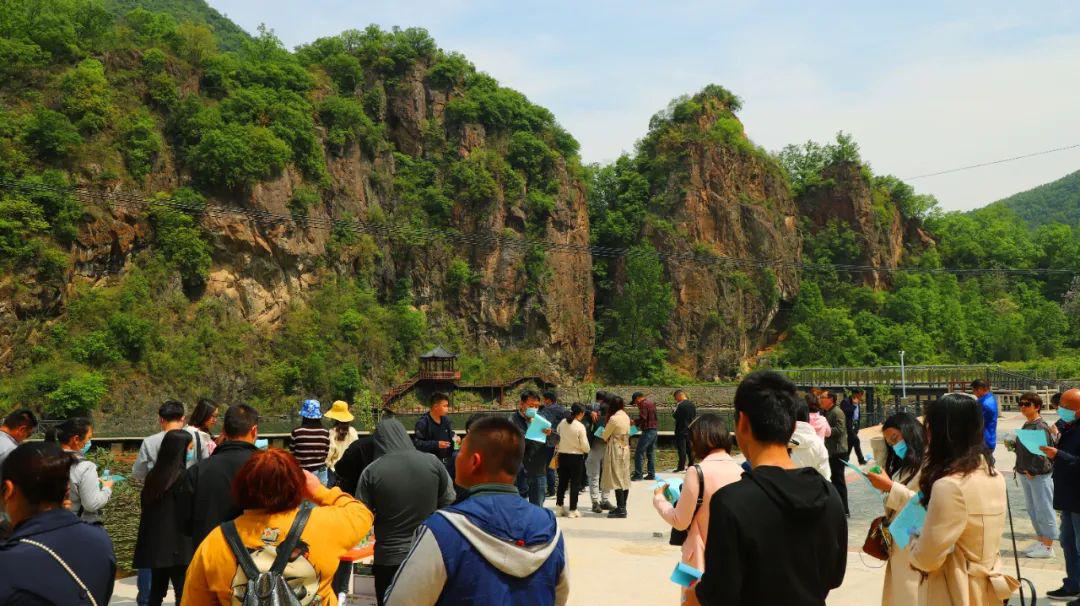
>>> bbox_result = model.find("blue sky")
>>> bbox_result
[212,1,1080,211]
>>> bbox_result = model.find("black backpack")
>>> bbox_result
[221,501,313,606]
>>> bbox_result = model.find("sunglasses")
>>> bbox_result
[1019,401,1039,408]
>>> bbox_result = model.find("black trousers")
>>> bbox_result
[828,456,849,515]
[556,453,586,510]
[149,565,186,606]
[675,432,694,470]
[845,430,866,464]
[373,563,401,606]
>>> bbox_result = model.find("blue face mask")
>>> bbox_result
[525,407,538,418]
[186,448,195,463]
[1061,408,1077,423]
[80,440,92,455]
[891,440,908,460]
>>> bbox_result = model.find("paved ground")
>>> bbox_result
[111,410,1064,605]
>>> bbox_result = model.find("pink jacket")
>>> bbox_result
[652,450,744,570]
[808,412,832,438]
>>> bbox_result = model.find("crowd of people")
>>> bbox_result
[1,376,1078,605]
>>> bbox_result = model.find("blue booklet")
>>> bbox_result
[525,414,552,443]
[629,425,641,437]
[1016,428,1049,456]
[890,493,927,550]
[594,425,605,438]
[656,478,683,504]
[670,561,703,587]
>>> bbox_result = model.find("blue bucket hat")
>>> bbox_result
[300,399,323,419]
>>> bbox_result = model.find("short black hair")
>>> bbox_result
[465,416,525,477]
[1052,392,1063,407]
[465,412,494,432]
[594,390,608,402]
[520,389,540,403]
[45,417,93,445]
[542,391,557,403]
[690,413,732,459]
[1,442,73,507]
[223,404,259,438]
[971,379,989,390]
[734,371,798,445]
[631,391,645,402]
[1019,392,1043,410]
[430,392,450,407]
[158,400,185,422]
[2,409,38,431]
[851,388,865,395]
[673,389,686,399]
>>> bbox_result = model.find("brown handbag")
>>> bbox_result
[862,515,893,561]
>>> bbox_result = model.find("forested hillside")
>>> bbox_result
[1,0,1078,422]
[982,169,1080,230]
[775,136,1080,371]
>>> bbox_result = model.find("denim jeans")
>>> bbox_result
[526,474,547,507]
[1019,473,1058,539]
[1061,511,1080,592]
[633,428,658,477]
[516,468,529,498]
[136,567,152,606]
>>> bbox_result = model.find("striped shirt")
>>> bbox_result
[290,427,331,471]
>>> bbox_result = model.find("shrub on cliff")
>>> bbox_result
[188,123,290,189]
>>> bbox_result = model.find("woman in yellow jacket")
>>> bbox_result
[601,395,632,518]
[907,393,1018,606]
[182,448,374,605]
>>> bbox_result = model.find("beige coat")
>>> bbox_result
[881,470,921,606]
[601,410,632,491]
[909,464,1019,606]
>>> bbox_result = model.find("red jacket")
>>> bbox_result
[636,399,659,430]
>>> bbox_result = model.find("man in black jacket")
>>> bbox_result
[696,371,846,606]
[672,389,697,472]
[334,433,376,496]
[1040,388,1080,601]
[839,389,867,465]
[509,390,549,506]
[184,404,260,546]
[414,392,456,478]
[821,390,849,515]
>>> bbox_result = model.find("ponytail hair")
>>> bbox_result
[45,417,93,446]
[567,403,584,422]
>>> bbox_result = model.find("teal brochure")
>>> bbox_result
[1015,428,1049,456]
[670,561,703,587]
[525,414,552,443]
[890,493,927,550]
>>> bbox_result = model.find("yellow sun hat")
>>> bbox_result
[324,400,354,423]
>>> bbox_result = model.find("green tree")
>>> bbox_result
[597,246,674,382]
[58,58,113,132]
[120,111,163,181]
[189,123,290,189]
[23,107,82,160]
[46,371,107,416]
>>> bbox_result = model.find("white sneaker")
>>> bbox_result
[568,509,581,518]
[1025,543,1054,559]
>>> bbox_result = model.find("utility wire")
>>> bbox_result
[904,143,1080,180]
[2,179,1076,278]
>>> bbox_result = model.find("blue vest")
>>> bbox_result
[425,492,565,606]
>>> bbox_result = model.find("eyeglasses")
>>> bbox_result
[1019,401,1038,408]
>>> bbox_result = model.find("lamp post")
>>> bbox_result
[900,350,907,399]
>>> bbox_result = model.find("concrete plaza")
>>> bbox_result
[111,409,1063,605]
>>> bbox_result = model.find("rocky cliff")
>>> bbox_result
[796,161,933,288]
